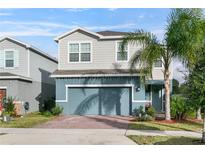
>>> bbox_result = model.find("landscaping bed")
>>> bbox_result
[128,135,205,145]
[129,120,203,132]
[0,112,55,128]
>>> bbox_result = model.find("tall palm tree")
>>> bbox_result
[121,9,205,120]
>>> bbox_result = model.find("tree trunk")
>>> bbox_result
[164,70,171,120]
[202,113,205,143]
[196,107,202,120]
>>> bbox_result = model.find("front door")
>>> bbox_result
[0,89,6,111]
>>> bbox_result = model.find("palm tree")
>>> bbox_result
[121,9,205,120]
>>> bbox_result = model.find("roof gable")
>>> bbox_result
[54,27,125,42]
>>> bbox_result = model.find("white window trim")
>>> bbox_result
[115,41,130,63]
[4,49,16,69]
[68,41,92,63]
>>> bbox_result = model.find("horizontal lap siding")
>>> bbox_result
[0,39,28,77]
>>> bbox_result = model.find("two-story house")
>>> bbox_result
[51,27,173,116]
[0,36,58,113]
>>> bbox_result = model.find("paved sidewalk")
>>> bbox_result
[126,130,202,138]
[0,128,135,145]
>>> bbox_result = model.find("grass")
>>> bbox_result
[0,112,55,128]
[128,135,205,145]
[129,120,203,132]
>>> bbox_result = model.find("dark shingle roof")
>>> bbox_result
[52,69,139,76]
[96,31,128,36]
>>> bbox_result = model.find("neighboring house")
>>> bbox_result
[51,27,173,116]
[0,36,58,113]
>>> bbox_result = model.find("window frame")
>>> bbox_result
[68,41,92,63]
[4,49,15,69]
[115,41,129,62]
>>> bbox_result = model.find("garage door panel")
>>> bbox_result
[67,87,131,116]
[68,88,99,115]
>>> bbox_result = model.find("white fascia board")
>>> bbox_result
[54,27,103,41]
[50,73,140,78]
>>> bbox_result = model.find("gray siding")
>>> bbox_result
[0,39,28,77]
[58,30,173,80]
[0,38,58,113]
[29,50,57,84]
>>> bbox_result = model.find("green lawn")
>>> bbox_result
[0,112,55,128]
[129,120,203,132]
[128,135,205,145]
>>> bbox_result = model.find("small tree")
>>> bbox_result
[186,52,205,142]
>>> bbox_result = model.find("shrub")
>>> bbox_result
[40,97,55,112]
[171,95,191,120]
[138,114,154,121]
[146,106,156,117]
[51,105,63,116]
[132,106,145,117]
[3,96,15,116]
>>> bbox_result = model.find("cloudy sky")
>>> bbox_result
[0,8,187,83]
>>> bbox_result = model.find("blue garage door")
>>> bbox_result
[67,87,131,116]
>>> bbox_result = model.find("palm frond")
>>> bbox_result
[120,30,164,79]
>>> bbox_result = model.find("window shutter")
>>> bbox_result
[0,50,4,68]
[14,50,19,67]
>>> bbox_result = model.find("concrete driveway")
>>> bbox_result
[36,115,134,129]
[0,128,135,145]
[0,116,136,145]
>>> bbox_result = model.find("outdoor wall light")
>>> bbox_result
[135,86,141,92]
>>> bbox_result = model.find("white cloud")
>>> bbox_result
[0,20,139,37]
[172,59,187,84]
[151,29,165,41]
[0,12,12,16]
[65,8,89,12]
[0,21,70,29]
[138,14,145,19]
[107,8,118,11]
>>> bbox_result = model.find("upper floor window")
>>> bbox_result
[5,51,14,68]
[0,50,18,69]
[116,41,128,62]
[69,42,91,62]
[154,59,163,68]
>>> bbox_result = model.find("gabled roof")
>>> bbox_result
[54,27,125,42]
[0,36,58,63]
[96,31,128,36]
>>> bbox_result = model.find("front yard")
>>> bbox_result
[0,112,55,128]
[128,135,205,145]
[129,120,203,132]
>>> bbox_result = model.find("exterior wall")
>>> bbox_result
[57,30,172,80]
[0,39,58,113]
[55,76,148,115]
[0,39,29,77]
[0,79,55,113]
[29,49,57,84]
